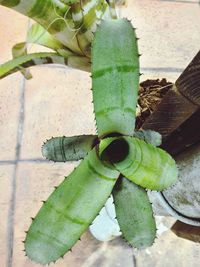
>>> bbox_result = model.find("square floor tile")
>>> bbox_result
[20,67,95,159]
[121,0,200,69]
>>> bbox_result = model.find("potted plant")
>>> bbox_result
[0,0,199,265]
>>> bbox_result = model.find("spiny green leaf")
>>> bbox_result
[99,136,178,190]
[115,137,178,190]
[113,177,156,248]
[92,18,139,137]
[25,148,119,264]
[42,135,98,162]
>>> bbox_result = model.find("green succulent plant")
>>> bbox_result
[23,19,178,265]
[0,0,178,265]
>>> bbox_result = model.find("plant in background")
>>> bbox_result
[24,19,177,264]
[0,0,119,78]
[0,0,178,265]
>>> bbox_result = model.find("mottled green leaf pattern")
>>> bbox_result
[42,135,98,162]
[99,136,178,190]
[92,18,139,137]
[113,177,156,248]
[0,52,67,79]
[25,148,119,264]
[0,52,91,79]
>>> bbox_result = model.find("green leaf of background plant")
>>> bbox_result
[0,0,110,54]
[11,23,71,79]
[0,52,91,79]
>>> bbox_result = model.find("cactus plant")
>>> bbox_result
[23,18,178,264]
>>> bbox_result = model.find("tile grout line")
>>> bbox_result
[38,64,185,73]
[0,158,72,164]
[6,75,26,267]
[6,18,32,267]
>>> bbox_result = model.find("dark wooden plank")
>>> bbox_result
[171,220,200,243]
[176,50,200,106]
[161,109,200,155]
[142,85,198,139]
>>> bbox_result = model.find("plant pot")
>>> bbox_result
[143,51,200,226]
[148,141,200,226]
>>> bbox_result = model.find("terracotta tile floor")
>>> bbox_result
[0,1,200,267]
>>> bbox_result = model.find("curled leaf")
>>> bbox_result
[99,136,178,190]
